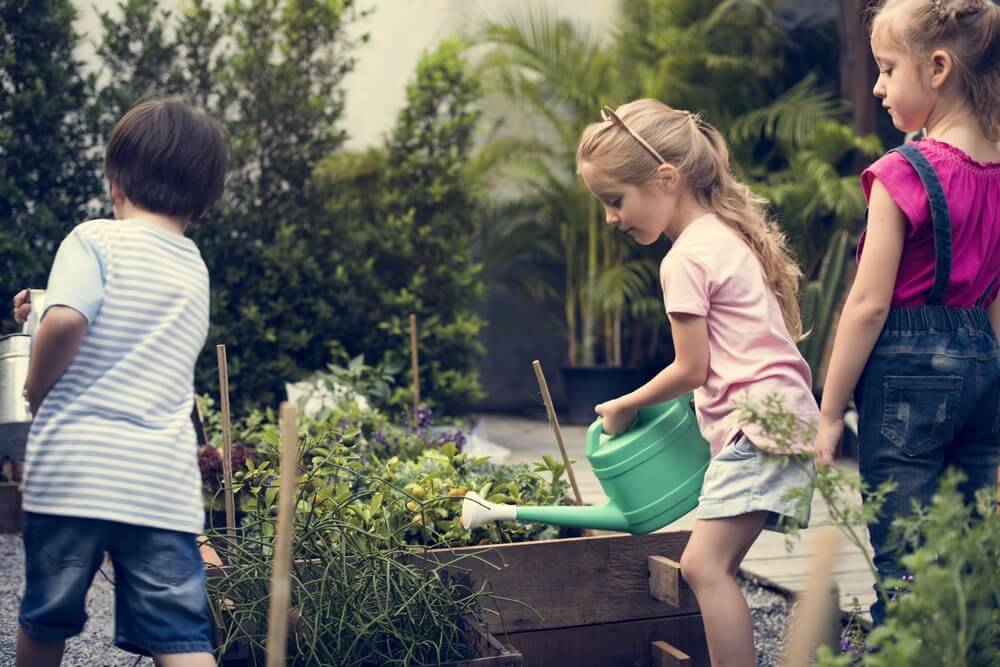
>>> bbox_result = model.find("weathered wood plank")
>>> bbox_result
[652,639,692,666]
[502,614,708,667]
[419,532,700,633]
[648,555,683,606]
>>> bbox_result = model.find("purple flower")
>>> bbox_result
[372,431,387,446]
[434,429,466,451]
[415,406,433,428]
[198,445,223,479]
[840,636,851,652]
[231,443,251,474]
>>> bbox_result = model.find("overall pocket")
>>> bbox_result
[880,375,963,456]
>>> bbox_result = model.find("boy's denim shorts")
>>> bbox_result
[19,512,214,656]
[697,434,815,532]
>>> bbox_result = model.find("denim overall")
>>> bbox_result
[854,143,1000,625]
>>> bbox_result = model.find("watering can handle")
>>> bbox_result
[585,418,605,458]
[586,393,696,458]
[585,410,638,457]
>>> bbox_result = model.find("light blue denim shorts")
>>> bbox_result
[696,434,815,532]
[19,512,214,656]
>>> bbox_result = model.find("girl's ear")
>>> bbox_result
[927,48,953,91]
[655,163,681,192]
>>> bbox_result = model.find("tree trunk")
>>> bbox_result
[838,0,879,139]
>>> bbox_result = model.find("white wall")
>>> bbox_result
[74,0,619,149]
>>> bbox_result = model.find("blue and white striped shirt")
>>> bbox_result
[24,219,209,534]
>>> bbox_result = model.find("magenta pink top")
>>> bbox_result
[858,138,1000,307]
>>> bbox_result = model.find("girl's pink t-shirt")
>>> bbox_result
[858,138,1000,307]
[661,214,819,456]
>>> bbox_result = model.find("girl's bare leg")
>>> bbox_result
[680,512,767,667]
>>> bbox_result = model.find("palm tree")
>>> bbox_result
[471,4,672,368]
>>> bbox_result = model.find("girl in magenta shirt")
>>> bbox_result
[816,0,1000,625]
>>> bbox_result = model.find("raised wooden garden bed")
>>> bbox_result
[212,611,521,666]
[205,553,523,666]
[206,530,705,666]
[415,531,708,667]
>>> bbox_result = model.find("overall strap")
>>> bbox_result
[893,142,952,306]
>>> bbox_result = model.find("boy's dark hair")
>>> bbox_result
[105,97,228,220]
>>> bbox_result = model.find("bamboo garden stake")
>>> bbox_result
[216,344,236,540]
[266,403,299,667]
[781,528,842,667]
[532,360,583,506]
[410,314,420,418]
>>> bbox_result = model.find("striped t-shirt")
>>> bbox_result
[23,218,209,534]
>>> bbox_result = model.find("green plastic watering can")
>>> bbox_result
[462,394,711,534]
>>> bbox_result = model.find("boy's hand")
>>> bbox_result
[13,289,31,324]
[595,399,637,436]
[25,387,40,417]
[814,414,844,467]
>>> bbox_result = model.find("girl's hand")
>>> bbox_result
[595,399,637,436]
[13,289,31,324]
[814,414,844,467]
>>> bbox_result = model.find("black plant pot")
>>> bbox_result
[559,365,661,425]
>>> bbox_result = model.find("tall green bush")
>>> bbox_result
[311,38,486,414]
[0,0,101,318]
[85,1,485,414]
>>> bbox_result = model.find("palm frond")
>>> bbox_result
[729,74,847,149]
[592,259,659,311]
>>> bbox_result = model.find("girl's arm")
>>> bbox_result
[596,312,709,434]
[815,180,905,463]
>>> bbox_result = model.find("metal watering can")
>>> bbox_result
[0,289,45,425]
[462,395,711,534]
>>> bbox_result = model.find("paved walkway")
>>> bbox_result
[477,412,876,616]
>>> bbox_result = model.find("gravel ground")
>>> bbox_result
[0,534,153,667]
[0,533,799,666]
[740,571,796,667]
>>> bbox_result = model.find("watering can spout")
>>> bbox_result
[461,492,631,533]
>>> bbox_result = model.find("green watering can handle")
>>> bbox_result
[586,392,696,458]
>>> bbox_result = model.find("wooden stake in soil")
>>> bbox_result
[409,314,420,418]
[216,344,236,541]
[781,528,842,667]
[532,360,583,506]
[266,403,299,667]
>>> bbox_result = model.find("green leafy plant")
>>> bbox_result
[799,228,849,381]
[206,436,498,665]
[738,396,1000,666]
[816,475,1000,667]
[197,385,573,547]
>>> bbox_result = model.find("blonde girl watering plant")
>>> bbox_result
[577,99,818,667]
[815,0,1000,626]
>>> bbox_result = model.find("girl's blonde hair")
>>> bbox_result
[576,99,804,339]
[872,0,1000,141]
